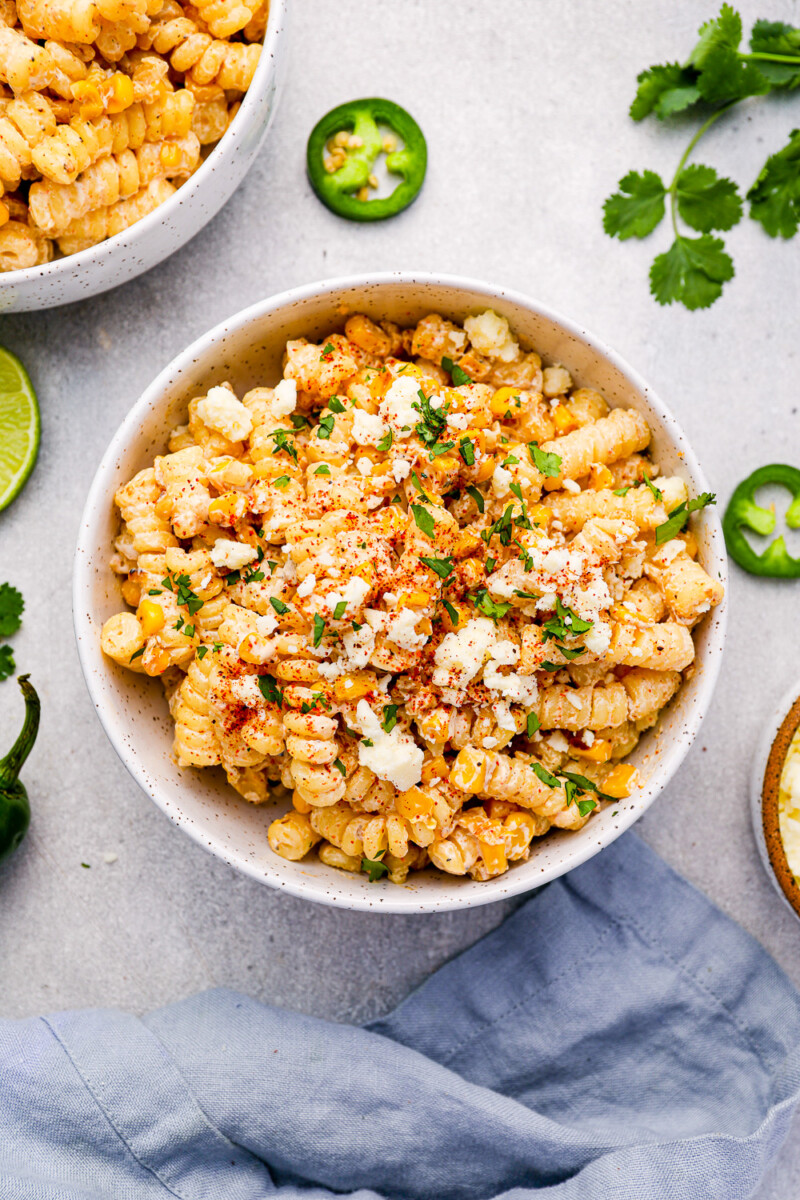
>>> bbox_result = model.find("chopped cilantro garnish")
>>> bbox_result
[381,705,398,733]
[411,504,435,538]
[526,712,540,737]
[458,437,476,466]
[532,762,560,788]
[333,757,346,775]
[314,464,331,475]
[613,486,631,496]
[316,414,335,440]
[472,587,512,621]
[485,556,496,573]
[429,440,455,459]
[267,561,278,574]
[268,429,298,462]
[641,470,663,501]
[421,555,454,580]
[313,614,326,647]
[528,442,562,477]
[443,599,459,624]
[328,396,346,412]
[0,583,23,637]
[320,342,335,359]
[225,571,240,586]
[289,413,309,429]
[129,647,144,663]
[333,601,347,620]
[441,355,473,386]
[509,481,524,502]
[197,646,208,659]
[269,597,290,615]
[257,674,283,706]
[466,484,484,512]
[377,429,393,453]
[362,849,389,881]
[243,567,265,583]
[147,588,163,596]
[273,475,290,489]
[655,492,716,545]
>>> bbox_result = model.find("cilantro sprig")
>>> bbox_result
[655,492,717,544]
[603,5,800,309]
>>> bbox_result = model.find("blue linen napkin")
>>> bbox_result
[2,833,799,1200]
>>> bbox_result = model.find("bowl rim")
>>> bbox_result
[73,270,728,912]
[3,0,287,286]
[752,679,800,920]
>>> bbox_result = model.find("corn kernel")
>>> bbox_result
[292,791,312,814]
[603,763,638,799]
[479,840,507,874]
[552,404,579,434]
[527,503,551,528]
[160,142,182,168]
[475,458,495,483]
[101,72,134,113]
[143,645,171,676]
[137,598,165,636]
[441,601,468,632]
[574,738,612,764]
[416,709,451,743]
[504,810,537,853]
[352,561,375,584]
[454,530,482,558]
[237,632,271,665]
[375,506,406,537]
[490,386,522,418]
[208,491,246,524]
[71,80,103,119]
[396,590,430,610]
[589,463,614,490]
[421,755,449,784]
[450,747,487,793]
[334,671,374,702]
[396,786,435,820]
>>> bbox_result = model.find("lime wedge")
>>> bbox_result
[0,346,39,513]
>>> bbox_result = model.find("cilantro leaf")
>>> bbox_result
[747,129,800,238]
[0,583,24,638]
[696,47,769,105]
[688,3,743,68]
[362,849,389,882]
[458,437,475,466]
[313,613,326,647]
[410,504,435,538]
[273,475,290,489]
[420,555,454,580]
[649,235,734,310]
[333,757,346,776]
[528,443,562,477]
[1,644,18,679]
[377,429,393,453]
[603,170,666,239]
[526,712,540,737]
[577,798,598,818]
[269,596,290,615]
[472,588,512,622]
[333,600,347,620]
[257,674,284,706]
[532,761,560,789]
[675,164,742,232]
[655,491,716,544]
[561,771,616,803]
[316,414,335,440]
[441,355,473,386]
[630,63,702,121]
[328,396,346,413]
[381,704,398,733]
[314,464,331,475]
[466,484,484,513]
[750,21,800,89]
[442,599,459,624]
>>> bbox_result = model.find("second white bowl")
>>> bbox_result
[73,272,728,912]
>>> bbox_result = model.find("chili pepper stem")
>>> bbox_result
[0,676,40,788]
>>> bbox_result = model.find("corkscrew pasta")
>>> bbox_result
[0,0,266,268]
[101,308,724,884]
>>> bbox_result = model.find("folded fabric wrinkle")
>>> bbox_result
[2,832,799,1199]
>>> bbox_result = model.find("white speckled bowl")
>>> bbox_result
[74,273,728,912]
[751,682,800,923]
[0,0,287,313]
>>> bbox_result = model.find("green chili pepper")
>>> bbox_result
[306,98,427,222]
[722,464,800,578]
[0,675,39,864]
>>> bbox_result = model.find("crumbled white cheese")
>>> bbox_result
[446,411,470,430]
[432,617,498,691]
[583,730,595,747]
[296,573,316,598]
[391,458,412,482]
[342,623,375,668]
[356,456,373,476]
[387,608,427,651]
[352,408,388,446]
[562,478,581,493]
[272,378,297,416]
[380,375,421,437]
[547,732,571,754]
[317,550,335,567]
[317,661,344,680]
[196,386,253,441]
[483,639,539,707]
[492,701,518,732]
[229,676,264,708]
[583,620,611,657]
[492,465,512,498]
[482,736,498,749]
[209,539,258,571]
[325,576,371,616]
[463,310,520,362]
[355,700,424,791]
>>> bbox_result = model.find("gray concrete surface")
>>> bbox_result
[0,1,799,1194]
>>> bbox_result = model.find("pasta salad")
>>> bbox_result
[101,308,724,884]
